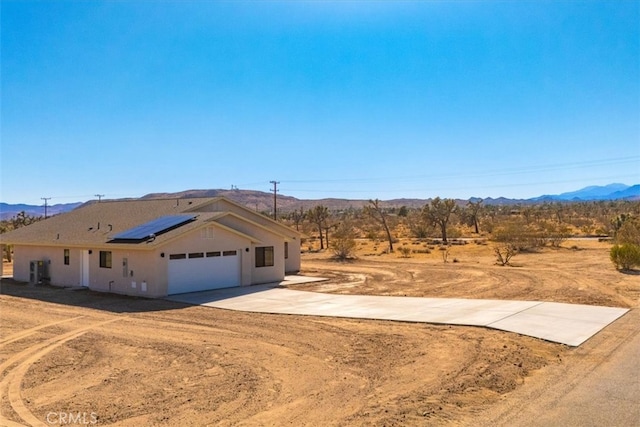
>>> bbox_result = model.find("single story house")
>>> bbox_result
[1,197,302,297]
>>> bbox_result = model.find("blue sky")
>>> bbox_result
[1,1,639,205]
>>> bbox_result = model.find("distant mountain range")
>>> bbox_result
[1,183,638,220]
[0,202,83,221]
[530,183,640,202]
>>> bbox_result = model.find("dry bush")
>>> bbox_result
[616,219,640,245]
[399,247,412,258]
[494,244,518,266]
[544,224,572,248]
[331,222,357,261]
[492,221,546,252]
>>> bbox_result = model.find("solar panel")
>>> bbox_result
[112,215,196,241]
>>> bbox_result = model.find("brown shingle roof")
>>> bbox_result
[0,197,262,249]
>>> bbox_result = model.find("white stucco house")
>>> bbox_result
[1,197,301,297]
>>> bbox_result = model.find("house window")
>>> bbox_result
[99,251,112,268]
[169,254,186,260]
[284,242,289,260]
[206,251,221,257]
[223,250,237,256]
[255,246,274,268]
[189,252,204,259]
[64,249,70,265]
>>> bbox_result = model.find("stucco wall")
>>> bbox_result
[285,238,301,274]
[194,200,301,274]
[215,216,285,284]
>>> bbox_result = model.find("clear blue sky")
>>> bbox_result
[1,0,639,205]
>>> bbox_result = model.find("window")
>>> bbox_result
[223,250,237,256]
[169,254,186,260]
[188,252,204,259]
[284,242,289,260]
[206,251,221,257]
[99,251,112,268]
[64,249,70,265]
[255,246,274,268]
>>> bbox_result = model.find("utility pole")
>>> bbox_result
[269,181,279,220]
[41,197,51,219]
[95,194,105,202]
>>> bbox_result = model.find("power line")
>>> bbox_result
[94,194,105,202]
[276,156,640,186]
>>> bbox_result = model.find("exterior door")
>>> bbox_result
[80,250,90,287]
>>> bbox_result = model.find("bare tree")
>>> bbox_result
[423,197,457,243]
[364,199,394,252]
[307,205,329,250]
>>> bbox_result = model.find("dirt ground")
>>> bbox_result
[295,238,639,308]
[0,238,637,426]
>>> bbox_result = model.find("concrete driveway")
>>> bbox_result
[167,276,629,347]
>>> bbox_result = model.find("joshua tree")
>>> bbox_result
[423,197,457,243]
[307,205,329,249]
[364,199,394,252]
[467,199,483,234]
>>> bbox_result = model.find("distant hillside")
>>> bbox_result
[0,202,82,221]
[531,183,639,202]
[142,189,426,211]
[1,183,638,219]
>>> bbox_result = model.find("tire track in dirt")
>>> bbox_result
[0,317,84,347]
[0,318,121,427]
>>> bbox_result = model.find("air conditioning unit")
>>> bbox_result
[30,260,45,284]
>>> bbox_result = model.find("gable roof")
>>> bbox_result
[186,197,302,238]
[0,197,293,250]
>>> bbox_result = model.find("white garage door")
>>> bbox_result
[167,251,240,295]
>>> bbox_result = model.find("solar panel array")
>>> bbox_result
[112,215,196,241]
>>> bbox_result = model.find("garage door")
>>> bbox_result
[167,250,240,295]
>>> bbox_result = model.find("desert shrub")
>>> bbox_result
[331,222,357,261]
[364,229,380,240]
[616,219,640,245]
[494,244,518,266]
[409,222,431,239]
[493,221,546,252]
[610,244,640,271]
[413,249,431,254]
[546,225,572,248]
[399,247,412,258]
